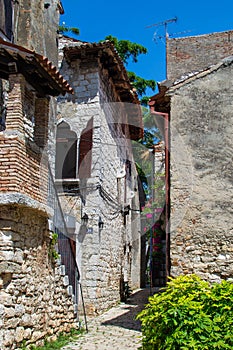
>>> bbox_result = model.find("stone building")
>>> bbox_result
[149,30,233,283]
[0,38,76,349]
[0,2,83,349]
[0,0,64,65]
[55,37,143,314]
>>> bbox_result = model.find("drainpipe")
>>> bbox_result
[149,109,171,281]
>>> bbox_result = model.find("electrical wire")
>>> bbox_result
[56,135,150,151]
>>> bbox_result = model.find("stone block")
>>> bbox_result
[20,313,32,327]
[67,285,73,296]
[59,265,66,276]
[3,329,15,346]
[15,326,25,343]
[63,275,69,286]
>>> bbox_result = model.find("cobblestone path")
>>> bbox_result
[62,288,151,350]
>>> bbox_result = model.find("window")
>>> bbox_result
[0,0,13,41]
[55,121,77,179]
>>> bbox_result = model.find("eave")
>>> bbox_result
[0,38,73,96]
[149,84,170,114]
[63,40,143,140]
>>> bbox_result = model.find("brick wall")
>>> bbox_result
[167,30,233,80]
[0,74,49,205]
[0,135,47,203]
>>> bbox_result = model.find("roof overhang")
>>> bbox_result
[63,40,143,140]
[149,83,170,114]
[0,38,73,96]
[57,1,64,14]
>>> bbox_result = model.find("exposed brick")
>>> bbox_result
[167,30,233,80]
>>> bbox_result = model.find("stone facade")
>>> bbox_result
[0,3,78,348]
[56,38,142,314]
[14,0,63,65]
[0,68,76,349]
[167,30,233,81]
[0,82,76,349]
[168,59,233,282]
[0,205,76,349]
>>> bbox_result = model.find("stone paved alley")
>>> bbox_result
[61,288,152,350]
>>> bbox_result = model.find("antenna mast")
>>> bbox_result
[146,17,178,79]
[146,17,177,38]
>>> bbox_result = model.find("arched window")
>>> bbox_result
[55,121,77,179]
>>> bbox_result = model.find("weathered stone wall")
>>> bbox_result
[13,0,62,177]
[167,30,233,81]
[15,0,62,65]
[169,61,233,282]
[57,44,141,314]
[0,205,76,350]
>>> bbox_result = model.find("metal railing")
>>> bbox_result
[47,164,88,331]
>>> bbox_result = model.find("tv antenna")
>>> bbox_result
[146,17,178,42]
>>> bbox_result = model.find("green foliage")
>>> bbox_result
[49,232,59,261]
[137,274,233,349]
[104,35,147,64]
[103,35,156,102]
[59,25,80,36]
[135,162,148,189]
[128,71,156,97]
[21,329,83,350]
[140,96,150,107]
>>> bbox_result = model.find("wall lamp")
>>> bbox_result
[81,213,89,225]
[98,217,104,229]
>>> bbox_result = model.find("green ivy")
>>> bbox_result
[137,274,233,349]
[49,232,59,261]
[59,25,80,36]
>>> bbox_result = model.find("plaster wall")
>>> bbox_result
[169,63,233,282]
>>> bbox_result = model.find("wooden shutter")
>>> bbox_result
[78,117,93,178]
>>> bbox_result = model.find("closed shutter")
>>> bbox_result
[78,117,93,178]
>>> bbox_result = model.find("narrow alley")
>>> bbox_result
[61,288,152,350]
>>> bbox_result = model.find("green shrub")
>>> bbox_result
[137,274,233,349]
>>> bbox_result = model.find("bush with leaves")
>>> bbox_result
[137,274,233,349]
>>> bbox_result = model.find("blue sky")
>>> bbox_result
[60,0,233,93]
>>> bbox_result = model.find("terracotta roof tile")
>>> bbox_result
[0,38,73,96]
[61,39,143,140]
[63,40,139,105]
